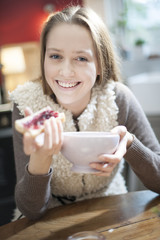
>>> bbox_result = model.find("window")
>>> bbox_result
[125,0,160,58]
[105,0,160,59]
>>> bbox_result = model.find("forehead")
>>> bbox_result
[46,23,95,51]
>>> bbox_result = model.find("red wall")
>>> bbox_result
[0,0,83,46]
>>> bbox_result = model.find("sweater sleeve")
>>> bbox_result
[12,103,53,220]
[115,82,160,193]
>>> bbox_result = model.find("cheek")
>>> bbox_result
[85,64,98,83]
[44,59,55,79]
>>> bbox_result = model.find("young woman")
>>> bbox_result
[10,6,160,220]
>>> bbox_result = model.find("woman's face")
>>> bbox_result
[44,23,99,116]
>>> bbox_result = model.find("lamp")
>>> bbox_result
[1,46,26,75]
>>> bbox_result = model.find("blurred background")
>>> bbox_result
[0,0,160,226]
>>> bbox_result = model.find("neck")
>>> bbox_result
[62,101,87,118]
[57,93,91,118]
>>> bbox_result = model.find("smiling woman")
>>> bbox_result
[9,5,160,222]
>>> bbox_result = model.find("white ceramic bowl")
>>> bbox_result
[61,132,120,173]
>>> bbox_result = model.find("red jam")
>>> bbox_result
[24,110,59,129]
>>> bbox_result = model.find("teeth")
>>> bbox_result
[58,81,78,88]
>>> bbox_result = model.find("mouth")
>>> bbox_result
[56,80,80,89]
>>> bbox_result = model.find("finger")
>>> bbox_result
[111,126,127,140]
[44,119,52,149]
[98,148,125,165]
[57,119,63,146]
[50,117,59,146]
[52,119,64,154]
[46,106,52,111]
[35,133,44,147]
[24,107,33,117]
[90,162,115,173]
[23,132,36,155]
[90,162,105,171]
[98,154,120,164]
[98,133,128,164]
[50,117,60,154]
[94,162,116,177]
[114,135,128,159]
[104,136,127,162]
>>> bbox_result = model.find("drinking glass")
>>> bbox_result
[67,231,106,240]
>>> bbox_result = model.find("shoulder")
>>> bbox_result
[114,81,141,109]
[9,80,42,101]
[115,81,135,101]
[114,81,145,125]
[9,80,45,115]
[9,81,43,103]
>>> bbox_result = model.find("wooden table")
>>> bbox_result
[1,190,160,240]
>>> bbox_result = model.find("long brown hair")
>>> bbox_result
[40,6,121,95]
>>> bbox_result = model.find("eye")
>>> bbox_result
[76,57,88,62]
[50,54,62,60]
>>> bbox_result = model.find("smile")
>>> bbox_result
[56,80,80,88]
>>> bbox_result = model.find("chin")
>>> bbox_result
[60,99,75,106]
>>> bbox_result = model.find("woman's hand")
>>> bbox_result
[22,107,63,175]
[90,126,134,177]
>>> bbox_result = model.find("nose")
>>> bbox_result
[59,60,75,78]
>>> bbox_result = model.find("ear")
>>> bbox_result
[97,70,100,75]
[96,75,100,84]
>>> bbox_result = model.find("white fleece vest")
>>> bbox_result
[10,80,127,205]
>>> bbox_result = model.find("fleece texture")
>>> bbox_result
[10,80,127,214]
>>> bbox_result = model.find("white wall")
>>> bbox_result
[83,0,106,23]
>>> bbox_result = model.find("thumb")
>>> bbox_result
[111,125,127,140]
[24,107,33,117]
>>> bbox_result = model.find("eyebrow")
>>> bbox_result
[74,50,91,54]
[46,48,92,55]
[46,48,62,52]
